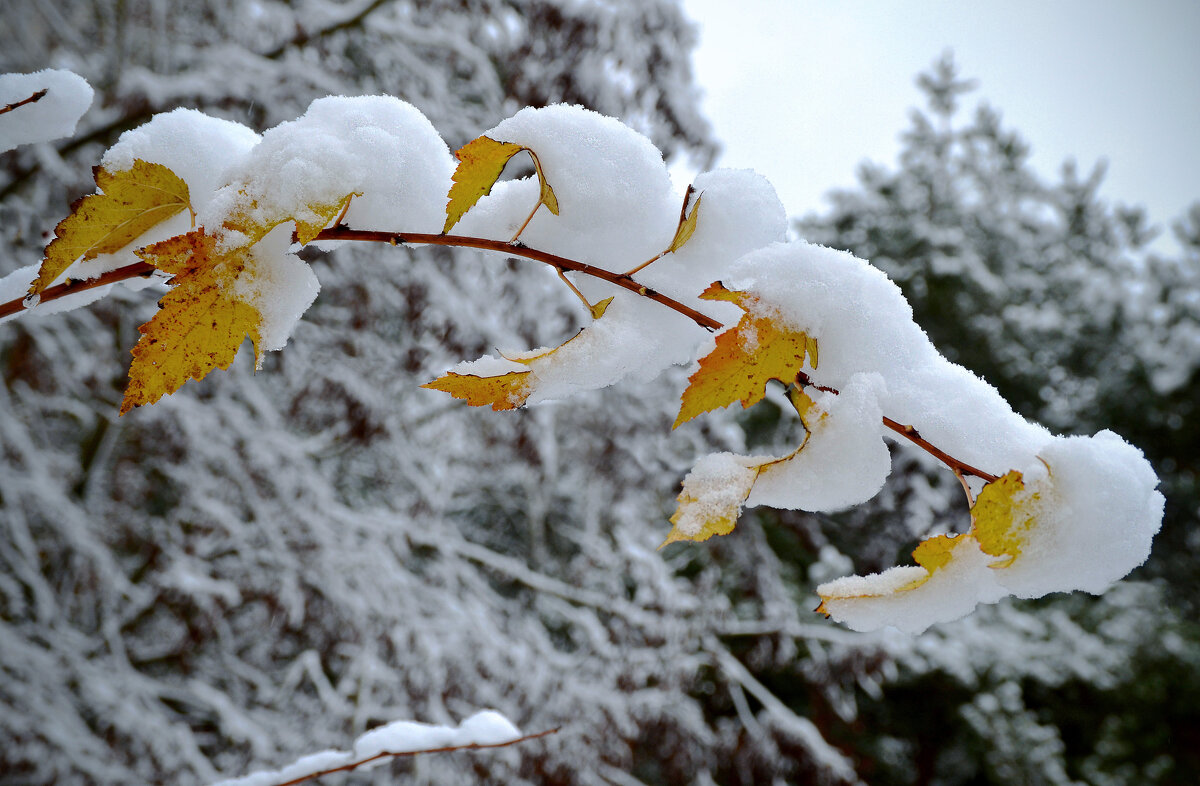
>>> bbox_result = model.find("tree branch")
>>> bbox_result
[310,227,724,330]
[0,232,1000,490]
[263,727,559,786]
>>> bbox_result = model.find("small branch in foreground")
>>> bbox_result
[795,371,1000,484]
[267,728,560,786]
[0,89,48,117]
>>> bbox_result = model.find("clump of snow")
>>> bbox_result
[819,536,1008,634]
[479,104,680,278]
[817,430,1164,633]
[995,431,1164,598]
[211,710,521,786]
[102,108,262,213]
[71,110,261,289]
[442,106,789,404]
[726,241,1052,473]
[234,226,320,357]
[749,373,892,512]
[0,69,93,152]
[202,95,455,237]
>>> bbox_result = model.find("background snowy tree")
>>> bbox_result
[0,6,1192,786]
[793,56,1199,784]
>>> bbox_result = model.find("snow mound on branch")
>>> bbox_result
[748,373,892,512]
[0,69,93,151]
[726,241,1052,472]
[818,431,1163,633]
[445,107,789,403]
[482,103,679,277]
[211,710,522,786]
[202,94,455,237]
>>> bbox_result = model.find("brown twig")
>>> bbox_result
[0,260,157,320]
[1,230,722,329]
[0,89,48,117]
[268,727,560,786]
[311,227,724,330]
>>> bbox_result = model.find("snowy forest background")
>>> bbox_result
[1,1,1197,784]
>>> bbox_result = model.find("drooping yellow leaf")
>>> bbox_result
[971,470,1037,567]
[222,192,357,246]
[589,296,615,320]
[814,533,966,616]
[815,472,1042,617]
[442,135,560,234]
[666,188,702,254]
[421,370,533,411]
[528,149,560,217]
[442,136,525,234]
[674,282,818,428]
[120,230,261,414]
[32,159,192,294]
[787,386,826,431]
[425,298,615,410]
[662,453,765,547]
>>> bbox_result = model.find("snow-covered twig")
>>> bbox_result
[211,711,558,786]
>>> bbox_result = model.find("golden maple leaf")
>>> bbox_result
[120,230,261,414]
[32,159,192,294]
[442,135,560,234]
[420,371,533,411]
[674,282,818,428]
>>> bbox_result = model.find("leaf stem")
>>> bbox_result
[510,200,541,243]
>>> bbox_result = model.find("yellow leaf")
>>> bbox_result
[666,188,702,254]
[32,159,191,294]
[223,192,357,246]
[529,149,560,217]
[589,296,615,320]
[674,282,818,428]
[421,370,533,411]
[442,136,525,234]
[971,470,1038,568]
[120,230,261,414]
[787,386,826,431]
[426,297,615,410]
[662,453,764,547]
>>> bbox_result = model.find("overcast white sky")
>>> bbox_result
[681,0,1200,246]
